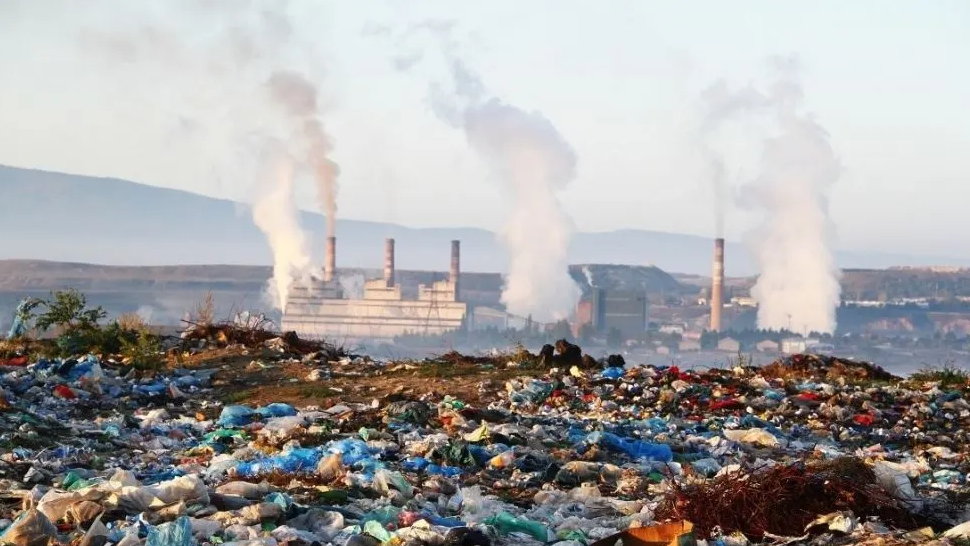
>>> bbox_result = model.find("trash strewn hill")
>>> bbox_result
[3,303,970,545]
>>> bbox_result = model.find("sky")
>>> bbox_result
[0,0,968,258]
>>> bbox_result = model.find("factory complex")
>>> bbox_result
[281,232,728,343]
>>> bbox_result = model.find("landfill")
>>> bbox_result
[3,333,970,546]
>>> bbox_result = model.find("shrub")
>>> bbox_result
[910,360,970,387]
[121,329,164,370]
[33,288,107,334]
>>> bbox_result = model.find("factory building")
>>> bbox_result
[282,238,467,342]
[576,289,649,340]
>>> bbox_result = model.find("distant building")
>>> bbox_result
[577,289,649,340]
[756,339,780,352]
[660,323,685,335]
[731,296,758,308]
[679,340,701,352]
[717,337,741,352]
[469,306,511,330]
[656,346,671,355]
[781,338,820,354]
[683,331,702,341]
[808,342,835,354]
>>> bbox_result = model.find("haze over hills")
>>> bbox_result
[3,164,969,276]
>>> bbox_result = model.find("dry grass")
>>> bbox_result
[193,291,215,326]
[117,312,146,331]
[656,457,919,540]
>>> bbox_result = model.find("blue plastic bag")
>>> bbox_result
[588,431,672,462]
[256,403,298,419]
[601,367,625,379]
[426,464,462,477]
[402,457,430,472]
[236,447,322,476]
[326,438,374,466]
[147,516,194,546]
[217,405,258,427]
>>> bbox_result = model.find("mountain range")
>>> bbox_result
[3,164,967,276]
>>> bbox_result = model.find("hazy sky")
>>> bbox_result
[0,1,968,257]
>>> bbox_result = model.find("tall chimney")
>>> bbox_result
[450,240,460,300]
[324,236,336,282]
[384,238,395,287]
[711,237,724,332]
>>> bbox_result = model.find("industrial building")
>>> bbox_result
[281,238,467,342]
[575,288,649,340]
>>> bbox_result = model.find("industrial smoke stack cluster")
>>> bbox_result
[711,237,724,332]
[324,236,336,282]
[384,238,395,287]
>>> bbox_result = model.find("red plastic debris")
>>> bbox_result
[53,384,76,399]
[853,414,875,427]
[0,355,28,367]
[709,399,743,411]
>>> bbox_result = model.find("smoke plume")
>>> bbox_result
[388,23,581,322]
[265,71,340,239]
[8,2,336,311]
[703,58,841,334]
[460,92,581,322]
[252,150,312,311]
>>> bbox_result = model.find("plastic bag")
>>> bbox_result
[215,481,269,499]
[0,509,58,546]
[256,403,298,419]
[588,432,673,462]
[217,406,258,427]
[484,512,550,542]
[150,475,209,506]
[146,516,195,546]
[723,428,782,448]
[601,367,625,379]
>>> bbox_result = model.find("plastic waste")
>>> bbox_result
[587,431,673,462]
[256,403,298,419]
[484,512,551,542]
[0,509,58,546]
[147,517,195,546]
[217,406,258,427]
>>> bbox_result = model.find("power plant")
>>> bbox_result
[710,237,724,331]
[281,238,467,342]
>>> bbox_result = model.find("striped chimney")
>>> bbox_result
[711,237,724,332]
[384,238,395,287]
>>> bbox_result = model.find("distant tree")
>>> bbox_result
[607,327,624,348]
[34,288,107,334]
[700,330,719,350]
[578,323,595,345]
[549,319,573,342]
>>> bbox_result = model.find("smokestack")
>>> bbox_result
[324,236,336,282]
[711,237,724,332]
[384,238,395,287]
[450,240,460,299]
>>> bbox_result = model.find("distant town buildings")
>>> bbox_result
[731,296,758,308]
[717,337,741,352]
[678,339,701,352]
[574,289,649,340]
[756,339,780,352]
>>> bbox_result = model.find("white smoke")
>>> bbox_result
[252,150,312,311]
[703,57,842,334]
[387,23,581,322]
[339,273,366,299]
[265,70,340,239]
[6,2,337,312]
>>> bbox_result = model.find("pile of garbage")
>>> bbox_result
[2,349,970,546]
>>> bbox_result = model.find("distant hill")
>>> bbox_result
[3,164,969,276]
